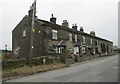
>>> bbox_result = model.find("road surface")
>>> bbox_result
[6,54,118,82]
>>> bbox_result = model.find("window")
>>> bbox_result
[23,30,26,37]
[75,34,77,42]
[90,39,93,44]
[95,41,98,45]
[54,47,64,53]
[83,36,85,43]
[52,29,58,39]
[58,47,64,53]
[69,33,72,41]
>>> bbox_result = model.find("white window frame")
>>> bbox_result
[83,36,85,43]
[52,29,58,40]
[75,34,77,42]
[69,33,72,41]
[58,47,64,53]
[90,39,93,44]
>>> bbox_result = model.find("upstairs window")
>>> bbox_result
[75,34,77,42]
[23,30,26,37]
[52,29,58,40]
[69,33,72,41]
[90,39,93,44]
[83,36,85,43]
[95,41,98,45]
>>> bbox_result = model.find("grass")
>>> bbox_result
[0,71,1,77]
[2,63,66,79]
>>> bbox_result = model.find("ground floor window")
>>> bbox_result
[54,47,64,53]
[58,47,64,53]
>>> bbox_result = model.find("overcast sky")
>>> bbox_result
[0,0,119,50]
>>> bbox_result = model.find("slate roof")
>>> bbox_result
[37,19,112,43]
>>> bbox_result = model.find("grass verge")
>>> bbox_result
[2,63,66,80]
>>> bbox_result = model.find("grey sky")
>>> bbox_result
[1,0,119,50]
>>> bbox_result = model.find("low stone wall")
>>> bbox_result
[2,53,72,70]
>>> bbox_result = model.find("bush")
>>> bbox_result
[2,54,64,70]
[2,58,29,70]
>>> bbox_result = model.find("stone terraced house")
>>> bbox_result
[12,1,113,58]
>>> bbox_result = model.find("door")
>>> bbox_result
[74,47,79,55]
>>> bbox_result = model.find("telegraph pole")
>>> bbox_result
[29,0,36,67]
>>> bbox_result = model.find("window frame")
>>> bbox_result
[75,34,77,42]
[90,39,93,44]
[52,29,58,40]
[69,33,72,41]
[82,36,85,43]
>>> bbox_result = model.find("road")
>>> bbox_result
[6,54,118,82]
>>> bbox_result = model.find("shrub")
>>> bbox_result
[2,53,69,70]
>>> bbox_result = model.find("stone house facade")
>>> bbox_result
[12,2,113,58]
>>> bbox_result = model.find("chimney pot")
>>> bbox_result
[80,27,84,32]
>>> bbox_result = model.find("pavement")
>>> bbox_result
[4,54,118,82]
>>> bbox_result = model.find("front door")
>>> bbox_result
[74,47,79,55]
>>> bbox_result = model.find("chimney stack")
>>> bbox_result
[90,31,95,36]
[72,23,77,31]
[62,20,69,28]
[80,27,84,32]
[50,14,57,24]
[28,0,36,18]
[5,45,7,51]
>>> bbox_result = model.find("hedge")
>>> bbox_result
[2,53,71,70]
